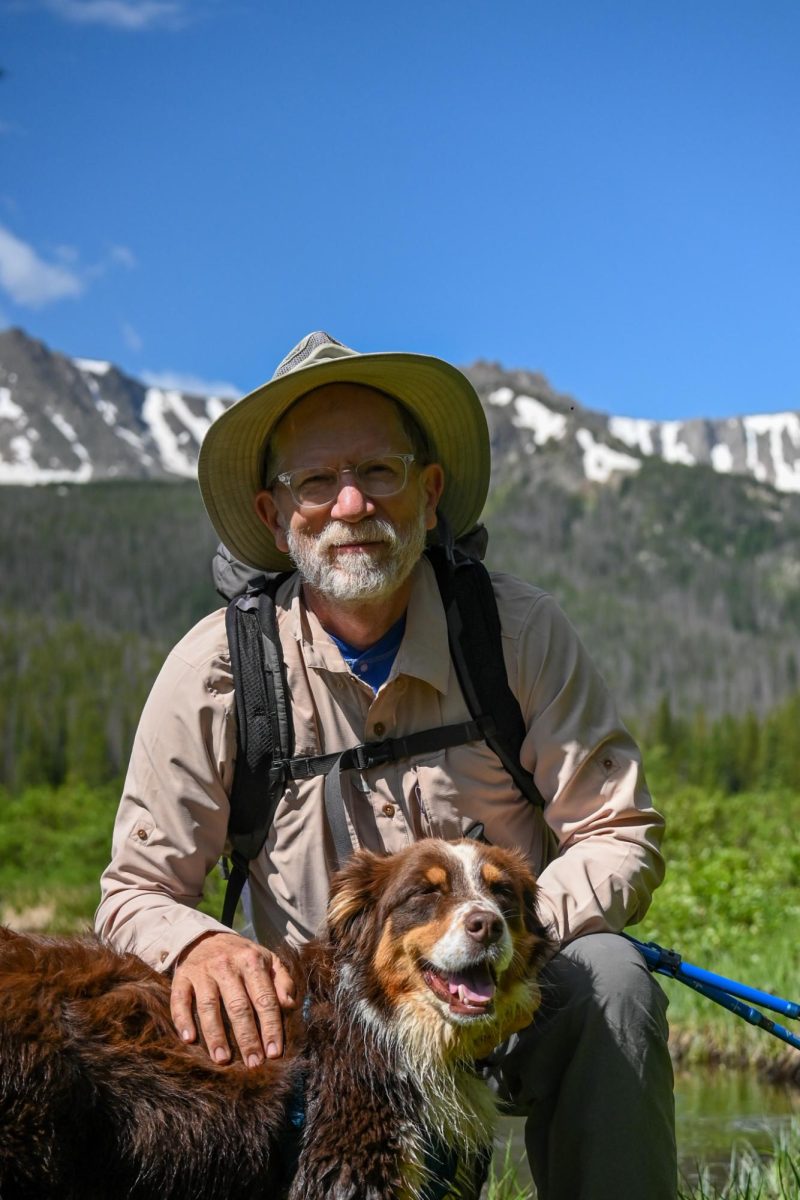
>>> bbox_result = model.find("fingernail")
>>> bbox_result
[247,1054,262,1069]
[266,1041,279,1058]
[181,1029,192,1042]
[214,1046,229,1063]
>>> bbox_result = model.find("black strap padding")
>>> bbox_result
[222,577,293,926]
[426,546,546,810]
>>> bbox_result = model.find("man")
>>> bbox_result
[97,332,676,1199]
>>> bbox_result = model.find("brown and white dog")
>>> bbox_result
[0,838,551,1200]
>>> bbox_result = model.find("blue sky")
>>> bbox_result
[1,0,798,420]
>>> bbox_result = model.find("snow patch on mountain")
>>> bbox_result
[608,416,655,456]
[142,388,203,478]
[742,413,800,492]
[576,428,641,483]
[73,357,112,376]
[512,395,568,445]
[0,387,24,421]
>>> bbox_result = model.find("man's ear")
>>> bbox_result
[421,463,445,532]
[254,489,290,554]
[326,850,390,945]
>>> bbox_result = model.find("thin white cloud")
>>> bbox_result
[121,321,143,352]
[0,225,84,308]
[55,243,80,264]
[110,244,137,268]
[40,0,188,29]
[0,226,137,309]
[84,242,138,280]
[142,368,241,399]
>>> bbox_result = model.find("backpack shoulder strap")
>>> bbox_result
[221,573,293,926]
[426,546,546,810]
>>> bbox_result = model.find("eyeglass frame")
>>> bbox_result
[269,453,418,509]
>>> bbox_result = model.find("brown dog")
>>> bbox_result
[0,838,550,1200]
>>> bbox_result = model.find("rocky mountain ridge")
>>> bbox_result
[2,327,800,497]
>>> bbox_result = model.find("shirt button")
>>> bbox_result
[136,828,148,841]
[382,803,395,818]
[159,950,168,963]
[373,722,386,737]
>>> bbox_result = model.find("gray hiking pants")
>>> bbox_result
[487,932,677,1200]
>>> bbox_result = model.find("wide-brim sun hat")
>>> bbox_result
[198,331,491,571]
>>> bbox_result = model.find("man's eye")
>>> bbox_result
[360,459,400,482]
[298,470,334,487]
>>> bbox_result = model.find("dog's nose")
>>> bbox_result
[464,908,504,947]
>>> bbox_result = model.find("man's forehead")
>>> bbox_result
[271,383,408,452]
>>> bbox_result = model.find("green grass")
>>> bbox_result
[484,1123,800,1200]
[630,766,800,1069]
[0,781,229,931]
[676,1121,800,1199]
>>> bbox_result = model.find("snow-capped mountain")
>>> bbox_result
[0,328,231,485]
[2,326,799,495]
[466,360,800,495]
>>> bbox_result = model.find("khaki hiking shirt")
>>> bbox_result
[96,558,665,972]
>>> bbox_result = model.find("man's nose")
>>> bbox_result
[329,474,375,521]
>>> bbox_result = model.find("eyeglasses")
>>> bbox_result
[271,454,417,508]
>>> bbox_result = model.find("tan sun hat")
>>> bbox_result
[198,331,491,571]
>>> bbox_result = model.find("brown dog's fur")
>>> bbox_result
[0,838,550,1200]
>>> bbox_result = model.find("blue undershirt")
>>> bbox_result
[329,615,407,693]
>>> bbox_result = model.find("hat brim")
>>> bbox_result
[198,351,490,571]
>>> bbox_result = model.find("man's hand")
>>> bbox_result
[170,932,297,1068]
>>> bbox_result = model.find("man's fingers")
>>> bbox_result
[271,957,298,1009]
[219,980,274,1066]
[241,956,285,1060]
[194,989,232,1063]
[169,934,299,1067]
[169,975,198,1045]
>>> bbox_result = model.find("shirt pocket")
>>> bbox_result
[409,749,483,841]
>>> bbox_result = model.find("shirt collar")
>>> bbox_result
[281,556,451,693]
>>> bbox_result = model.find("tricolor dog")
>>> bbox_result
[0,838,550,1200]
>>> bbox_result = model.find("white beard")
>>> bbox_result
[286,511,427,603]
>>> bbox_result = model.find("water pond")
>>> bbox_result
[494,1068,800,1192]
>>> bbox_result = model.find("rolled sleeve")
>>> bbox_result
[502,583,665,945]
[94,612,237,971]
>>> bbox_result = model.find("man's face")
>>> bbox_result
[254,383,444,603]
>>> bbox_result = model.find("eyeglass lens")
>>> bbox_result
[289,455,411,506]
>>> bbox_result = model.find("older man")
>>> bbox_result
[97,332,676,1200]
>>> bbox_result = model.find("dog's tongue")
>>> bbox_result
[448,966,495,1005]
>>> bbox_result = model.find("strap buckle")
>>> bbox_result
[351,739,393,771]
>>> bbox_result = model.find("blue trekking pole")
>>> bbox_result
[624,934,800,1052]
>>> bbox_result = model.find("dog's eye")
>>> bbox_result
[389,882,443,915]
[414,882,443,898]
[488,882,518,910]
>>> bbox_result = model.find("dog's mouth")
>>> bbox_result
[421,961,497,1017]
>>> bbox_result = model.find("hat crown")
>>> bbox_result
[272,331,357,379]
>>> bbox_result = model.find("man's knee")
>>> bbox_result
[493,932,671,1110]
[555,932,670,1037]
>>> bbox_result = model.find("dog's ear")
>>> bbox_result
[522,886,547,936]
[326,850,389,945]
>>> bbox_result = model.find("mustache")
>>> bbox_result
[315,520,398,551]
